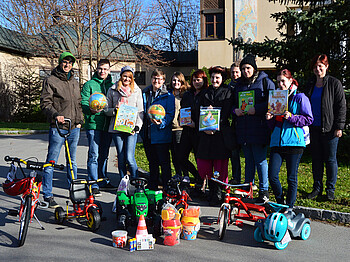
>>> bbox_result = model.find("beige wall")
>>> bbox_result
[198,0,299,70]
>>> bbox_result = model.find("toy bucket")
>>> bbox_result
[112,230,128,248]
[181,222,200,240]
[162,219,181,246]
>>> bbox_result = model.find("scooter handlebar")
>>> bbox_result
[55,118,72,138]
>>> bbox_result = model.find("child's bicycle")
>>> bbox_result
[210,172,288,240]
[2,156,64,246]
[52,118,105,232]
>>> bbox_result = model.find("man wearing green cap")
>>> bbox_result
[40,51,84,208]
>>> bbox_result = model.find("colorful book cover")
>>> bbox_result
[199,107,221,131]
[179,107,192,126]
[268,89,288,115]
[238,90,255,112]
[113,104,138,133]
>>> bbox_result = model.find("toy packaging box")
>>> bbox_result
[268,89,288,115]
[199,107,221,131]
[238,90,255,113]
[136,234,155,250]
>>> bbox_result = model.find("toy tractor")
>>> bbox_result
[115,177,164,236]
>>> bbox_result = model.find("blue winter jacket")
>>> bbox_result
[268,89,314,148]
[141,84,175,144]
[233,71,275,145]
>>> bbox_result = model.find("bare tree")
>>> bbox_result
[151,0,200,52]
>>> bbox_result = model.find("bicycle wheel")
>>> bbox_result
[87,207,101,232]
[218,208,228,240]
[18,195,32,246]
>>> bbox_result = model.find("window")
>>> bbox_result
[110,71,146,86]
[204,13,224,39]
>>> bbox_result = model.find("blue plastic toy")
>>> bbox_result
[254,209,311,250]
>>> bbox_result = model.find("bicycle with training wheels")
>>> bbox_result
[53,118,105,231]
[209,171,288,241]
[2,156,64,246]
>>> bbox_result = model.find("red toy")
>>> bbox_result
[208,172,271,240]
[165,177,191,213]
[3,156,63,246]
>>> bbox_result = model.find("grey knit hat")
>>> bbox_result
[120,65,135,75]
[240,54,257,71]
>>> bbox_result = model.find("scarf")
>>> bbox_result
[118,86,132,106]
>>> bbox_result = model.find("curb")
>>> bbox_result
[294,206,350,224]
[0,130,49,134]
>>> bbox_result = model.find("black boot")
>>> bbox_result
[209,181,222,207]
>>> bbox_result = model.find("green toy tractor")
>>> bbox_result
[115,177,164,236]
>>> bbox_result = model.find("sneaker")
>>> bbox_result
[92,188,102,197]
[252,184,258,191]
[100,182,116,191]
[326,191,335,201]
[42,197,59,209]
[182,176,190,183]
[256,191,269,205]
[306,189,321,199]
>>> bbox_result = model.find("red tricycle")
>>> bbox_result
[53,119,104,231]
[210,172,288,240]
[165,177,192,213]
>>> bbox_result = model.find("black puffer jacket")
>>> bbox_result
[193,84,235,160]
[40,66,84,130]
[306,74,346,132]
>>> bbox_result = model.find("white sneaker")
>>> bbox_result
[252,184,258,191]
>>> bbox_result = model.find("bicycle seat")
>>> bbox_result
[70,179,89,204]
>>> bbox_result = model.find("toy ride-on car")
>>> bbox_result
[254,209,311,250]
[115,177,164,236]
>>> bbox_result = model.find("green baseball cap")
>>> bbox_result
[59,51,76,64]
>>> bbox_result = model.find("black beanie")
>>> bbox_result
[240,54,257,71]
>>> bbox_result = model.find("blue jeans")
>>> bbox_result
[86,130,112,189]
[112,132,138,178]
[242,144,268,192]
[42,127,80,198]
[310,128,339,193]
[269,150,303,208]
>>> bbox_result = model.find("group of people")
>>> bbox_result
[40,51,346,210]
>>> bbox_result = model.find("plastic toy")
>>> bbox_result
[147,104,166,120]
[209,172,288,240]
[115,177,164,236]
[181,207,200,240]
[161,203,182,246]
[89,92,107,111]
[254,209,311,250]
[53,119,104,232]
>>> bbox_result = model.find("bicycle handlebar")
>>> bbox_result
[4,156,64,171]
[211,177,250,188]
[55,118,71,138]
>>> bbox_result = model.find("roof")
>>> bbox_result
[0,24,136,61]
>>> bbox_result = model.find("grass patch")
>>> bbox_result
[0,122,49,130]
[135,143,350,213]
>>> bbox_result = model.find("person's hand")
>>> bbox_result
[235,108,245,117]
[151,118,162,125]
[247,107,255,115]
[188,122,195,128]
[266,112,273,120]
[334,129,343,138]
[284,111,292,120]
[56,116,65,124]
[76,124,81,128]
[207,105,213,109]
[204,130,215,135]
[90,108,103,114]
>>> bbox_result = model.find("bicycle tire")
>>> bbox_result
[218,208,228,240]
[18,195,32,246]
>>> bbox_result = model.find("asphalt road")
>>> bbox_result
[0,132,349,262]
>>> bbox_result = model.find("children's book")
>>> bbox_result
[179,107,192,126]
[199,107,221,131]
[238,90,255,113]
[268,90,288,115]
[113,104,138,133]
